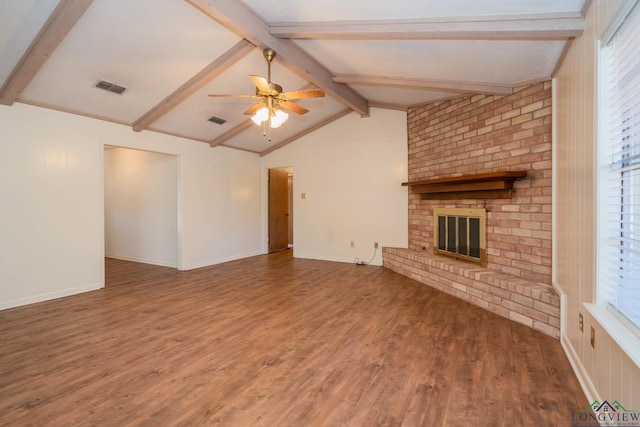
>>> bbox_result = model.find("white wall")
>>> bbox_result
[104,147,178,267]
[0,105,103,309]
[261,108,408,265]
[0,103,261,309]
[554,0,640,409]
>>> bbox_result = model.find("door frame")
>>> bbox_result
[262,165,294,254]
[101,144,183,272]
[268,168,289,252]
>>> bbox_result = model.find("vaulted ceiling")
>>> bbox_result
[0,0,588,155]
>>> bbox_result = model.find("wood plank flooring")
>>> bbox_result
[0,251,586,426]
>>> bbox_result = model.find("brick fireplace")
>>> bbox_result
[383,81,560,337]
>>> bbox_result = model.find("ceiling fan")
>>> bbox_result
[208,48,325,139]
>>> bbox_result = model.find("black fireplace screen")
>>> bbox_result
[434,208,486,266]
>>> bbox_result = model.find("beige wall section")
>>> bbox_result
[0,103,262,310]
[554,0,640,408]
[261,108,408,266]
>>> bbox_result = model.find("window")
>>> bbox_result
[433,208,487,266]
[598,1,640,334]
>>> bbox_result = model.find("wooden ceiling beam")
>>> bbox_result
[209,120,254,148]
[333,74,514,96]
[368,101,408,112]
[260,109,352,157]
[0,0,94,106]
[133,39,254,132]
[269,12,584,40]
[185,0,369,117]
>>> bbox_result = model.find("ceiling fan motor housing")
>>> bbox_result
[268,83,282,94]
[263,48,276,63]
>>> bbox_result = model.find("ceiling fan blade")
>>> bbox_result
[281,88,325,100]
[243,102,266,116]
[250,75,271,93]
[278,100,309,115]
[208,94,260,98]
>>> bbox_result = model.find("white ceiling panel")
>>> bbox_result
[297,39,566,84]
[351,86,458,107]
[19,0,240,123]
[1,0,588,153]
[0,0,60,85]
[243,0,585,21]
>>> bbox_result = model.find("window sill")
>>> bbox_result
[584,303,640,368]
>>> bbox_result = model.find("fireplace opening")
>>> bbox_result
[434,208,487,266]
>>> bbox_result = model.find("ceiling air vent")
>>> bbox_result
[94,80,126,94]
[208,116,226,125]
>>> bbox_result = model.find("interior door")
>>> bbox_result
[269,168,289,252]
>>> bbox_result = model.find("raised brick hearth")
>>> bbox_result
[383,247,560,337]
[386,81,559,337]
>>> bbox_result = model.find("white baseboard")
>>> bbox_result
[182,250,263,271]
[294,252,383,266]
[554,280,599,406]
[561,333,600,405]
[0,282,103,311]
[105,253,177,268]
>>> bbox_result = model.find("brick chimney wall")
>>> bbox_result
[407,81,552,284]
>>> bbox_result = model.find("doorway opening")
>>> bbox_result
[268,167,293,253]
[104,146,180,271]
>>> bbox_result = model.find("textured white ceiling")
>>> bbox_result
[20,0,240,123]
[243,0,585,21]
[0,0,60,83]
[0,0,588,154]
[296,39,567,83]
[352,86,457,107]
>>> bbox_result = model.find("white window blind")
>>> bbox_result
[599,1,640,333]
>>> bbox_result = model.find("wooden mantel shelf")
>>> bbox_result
[402,171,527,199]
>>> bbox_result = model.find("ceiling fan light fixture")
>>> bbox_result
[270,109,289,128]
[251,107,269,125]
[208,48,323,140]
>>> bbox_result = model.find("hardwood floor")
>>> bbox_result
[0,251,586,426]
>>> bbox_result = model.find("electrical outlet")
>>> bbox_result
[579,313,583,332]
[350,241,354,248]
[374,242,379,249]
[590,326,595,348]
